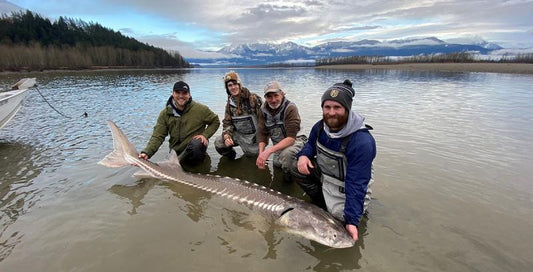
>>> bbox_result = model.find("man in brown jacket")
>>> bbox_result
[255,81,306,174]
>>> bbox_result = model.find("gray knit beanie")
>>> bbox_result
[321,80,355,111]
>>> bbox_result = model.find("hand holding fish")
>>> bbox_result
[346,224,358,241]
[138,152,149,160]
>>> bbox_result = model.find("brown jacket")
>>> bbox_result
[257,98,301,144]
[222,87,262,138]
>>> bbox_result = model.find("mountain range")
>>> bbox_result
[189,37,503,67]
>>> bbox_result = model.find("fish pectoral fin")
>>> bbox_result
[132,170,152,179]
[98,152,129,168]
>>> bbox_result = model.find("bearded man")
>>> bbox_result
[294,80,376,242]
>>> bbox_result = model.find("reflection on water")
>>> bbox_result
[301,219,367,271]
[108,179,157,215]
[0,142,42,261]
[0,69,532,271]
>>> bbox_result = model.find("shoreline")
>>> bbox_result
[0,66,193,75]
[1,63,533,75]
[315,62,533,74]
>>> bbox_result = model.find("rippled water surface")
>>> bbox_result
[0,68,532,271]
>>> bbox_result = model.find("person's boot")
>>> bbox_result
[215,145,236,160]
[226,149,236,160]
[291,170,326,209]
[296,179,326,209]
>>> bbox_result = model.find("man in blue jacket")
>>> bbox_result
[294,79,376,242]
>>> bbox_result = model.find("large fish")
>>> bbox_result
[98,120,355,248]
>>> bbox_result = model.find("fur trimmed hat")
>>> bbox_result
[321,80,355,111]
[223,71,242,94]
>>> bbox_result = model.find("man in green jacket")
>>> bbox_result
[139,81,220,165]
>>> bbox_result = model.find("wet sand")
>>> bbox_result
[316,62,533,74]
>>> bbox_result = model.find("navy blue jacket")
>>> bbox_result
[298,120,376,226]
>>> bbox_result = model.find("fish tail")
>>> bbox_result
[98,120,139,168]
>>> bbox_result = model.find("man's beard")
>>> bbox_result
[323,112,349,131]
[173,97,189,108]
[174,98,186,106]
[268,101,281,109]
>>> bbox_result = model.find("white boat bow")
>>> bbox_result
[0,78,37,129]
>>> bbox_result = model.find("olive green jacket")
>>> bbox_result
[142,97,220,158]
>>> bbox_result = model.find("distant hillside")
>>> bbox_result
[0,11,191,71]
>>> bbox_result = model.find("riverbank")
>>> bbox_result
[316,62,533,74]
[0,67,192,75]
[2,63,533,75]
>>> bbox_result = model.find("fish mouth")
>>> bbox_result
[335,237,356,248]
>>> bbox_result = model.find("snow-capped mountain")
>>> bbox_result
[187,37,504,67]
[0,0,24,15]
[445,36,503,50]
[218,42,312,57]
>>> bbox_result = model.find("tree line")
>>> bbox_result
[316,52,533,66]
[0,11,191,71]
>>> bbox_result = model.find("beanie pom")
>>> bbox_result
[343,79,352,87]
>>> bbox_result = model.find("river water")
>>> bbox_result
[0,68,532,272]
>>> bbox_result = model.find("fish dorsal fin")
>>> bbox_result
[156,149,184,175]
[168,149,181,166]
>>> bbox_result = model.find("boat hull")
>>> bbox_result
[0,88,30,129]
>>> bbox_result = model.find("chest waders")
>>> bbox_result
[262,99,293,145]
[231,113,259,155]
[262,99,303,171]
[316,123,374,222]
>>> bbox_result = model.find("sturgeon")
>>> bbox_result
[98,120,355,248]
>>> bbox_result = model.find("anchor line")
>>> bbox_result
[35,86,82,118]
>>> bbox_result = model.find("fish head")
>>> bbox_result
[277,203,355,248]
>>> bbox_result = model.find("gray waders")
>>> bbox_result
[215,114,259,158]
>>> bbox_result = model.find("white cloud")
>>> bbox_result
[5,0,533,52]
[136,34,229,59]
[118,0,533,48]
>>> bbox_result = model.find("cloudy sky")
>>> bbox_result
[3,0,533,57]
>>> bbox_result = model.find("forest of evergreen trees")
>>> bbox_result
[0,11,191,71]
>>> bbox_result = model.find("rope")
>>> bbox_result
[34,86,87,118]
